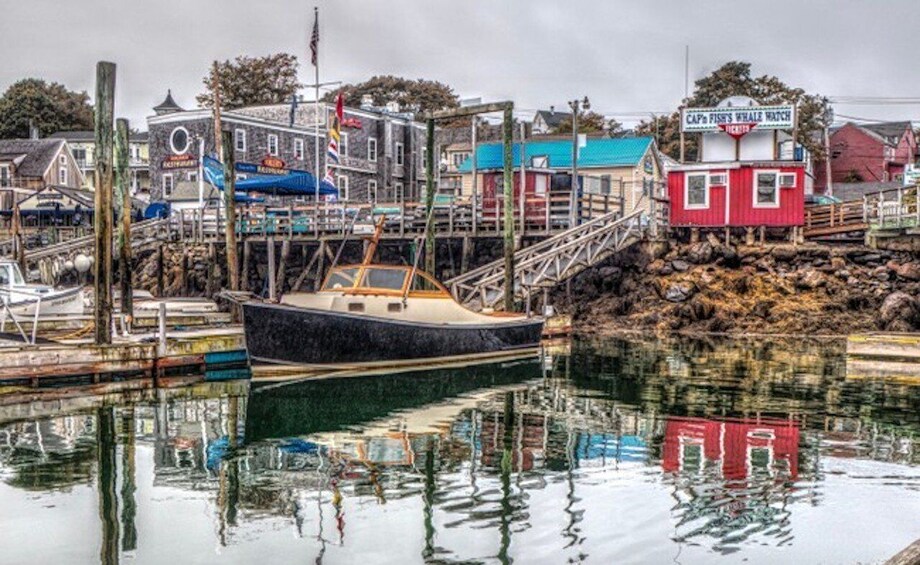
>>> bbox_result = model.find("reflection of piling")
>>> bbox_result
[120,407,137,552]
[94,62,116,345]
[498,392,514,564]
[422,438,437,560]
[96,407,119,565]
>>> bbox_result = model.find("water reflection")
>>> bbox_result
[1,337,920,563]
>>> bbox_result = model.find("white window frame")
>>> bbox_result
[709,173,727,186]
[395,142,404,166]
[531,155,549,168]
[395,181,404,199]
[753,169,781,209]
[294,138,305,160]
[337,175,349,200]
[59,154,67,165]
[779,172,796,188]
[188,170,198,182]
[340,133,348,157]
[368,179,378,203]
[367,138,378,162]
[267,134,279,156]
[684,172,709,210]
[0,164,10,188]
[58,166,67,185]
[235,128,247,152]
[130,144,140,162]
[162,173,174,197]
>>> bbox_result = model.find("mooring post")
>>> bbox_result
[11,201,24,274]
[267,237,276,301]
[93,61,116,345]
[156,245,165,296]
[424,118,436,275]
[220,131,239,291]
[114,118,133,329]
[502,106,515,311]
[241,240,251,292]
[157,301,167,358]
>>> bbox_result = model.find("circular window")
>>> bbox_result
[169,126,190,155]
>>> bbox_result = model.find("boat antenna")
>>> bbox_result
[327,211,365,274]
[361,215,387,266]
[402,203,438,303]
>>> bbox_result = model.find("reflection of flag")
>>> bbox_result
[324,92,343,187]
[310,8,319,67]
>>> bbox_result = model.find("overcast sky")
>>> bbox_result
[1,0,918,130]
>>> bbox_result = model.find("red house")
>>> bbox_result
[815,122,917,190]
[668,162,806,228]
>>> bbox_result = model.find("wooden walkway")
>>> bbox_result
[804,185,920,239]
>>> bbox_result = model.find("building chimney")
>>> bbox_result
[385,101,400,114]
[360,94,374,109]
[28,119,39,140]
[549,105,555,116]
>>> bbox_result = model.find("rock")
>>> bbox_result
[658,265,674,276]
[751,300,774,319]
[720,247,742,268]
[687,242,714,264]
[664,281,696,303]
[879,291,920,330]
[852,253,882,265]
[646,260,665,274]
[896,263,920,281]
[797,270,825,289]
[771,246,798,261]
[830,257,846,270]
[671,260,691,273]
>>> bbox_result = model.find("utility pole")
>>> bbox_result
[221,131,239,291]
[471,117,478,235]
[568,96,590,227]
[114,118,133,325]
[94,61,116,345]
[823,106,834,197]
[212,62,223,162]
[502,107,514,311]
[519,121,526,233]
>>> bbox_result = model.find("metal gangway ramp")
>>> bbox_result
[446,208,646,310]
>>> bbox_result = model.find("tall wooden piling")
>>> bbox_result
[220,131,239,291]
[93,61,116,345]
[502,106,515,311]
[424,118,436,275]
[114,118,133,321]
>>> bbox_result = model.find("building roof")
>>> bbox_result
[457,137,655,172]
[0,138,66,177]
[153,90,184,114]
[863,121,912,144]
[534,110,573,130]
[49,130,149,143]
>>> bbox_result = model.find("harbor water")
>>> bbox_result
[2,335,920,564]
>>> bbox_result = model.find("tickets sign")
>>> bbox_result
[718,122,758,140]
[682,105,795,133]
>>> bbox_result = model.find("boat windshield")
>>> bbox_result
[323,268,360,290]
[360,268,407,291]
[0,264,23,286]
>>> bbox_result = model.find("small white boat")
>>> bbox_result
[0,259,85,317]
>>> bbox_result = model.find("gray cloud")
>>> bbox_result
[0,0,918,130]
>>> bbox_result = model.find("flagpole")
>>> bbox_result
[313,6,320,226]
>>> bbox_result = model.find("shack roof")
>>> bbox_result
[457,137,654,172]
[0,138,66,177]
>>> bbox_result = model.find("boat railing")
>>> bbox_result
[0,287,42,344]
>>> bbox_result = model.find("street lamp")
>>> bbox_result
[568,96,590,226]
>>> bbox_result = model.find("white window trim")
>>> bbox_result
[395,142,404,166]
[294,138,305,160]
[59,155,67,165]
[169,126,190,155]
[368,179,378,202]
[58,166,67,185]
[235,128,247,152]
[395,181,404,199]
[267,134,279,156]
[162,173,174,197]
[0,164,10,187]
[368,138,378,162]
[753,169,781,209]
[684,172,709,210]
[188,171,198,182]
[337,174,349,200]
[340,133,348,157]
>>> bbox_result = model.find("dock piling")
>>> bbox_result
[221,130,240,291]
[93,61,116,345]
[502,106,515,311]
[115,118,133,326]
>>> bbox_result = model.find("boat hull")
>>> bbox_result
[243,301,544,365]
[6,286,85,317]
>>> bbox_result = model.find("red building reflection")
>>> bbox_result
[662,417,799,481]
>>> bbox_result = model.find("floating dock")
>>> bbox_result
[847,332,920,381]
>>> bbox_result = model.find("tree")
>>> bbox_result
[197,53,302,109]
[324,75,459,116]
[549,112,626,137]
[0,79,93,139]
[636,61,831,161]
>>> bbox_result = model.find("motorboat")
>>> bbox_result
[243,221,544,366]
[0,259,84,317]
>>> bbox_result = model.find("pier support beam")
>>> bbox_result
[425,118,436,275]
[93,61,116,345]
[115,118,133,324]
[502,106,515,311]
[221,131,239,291]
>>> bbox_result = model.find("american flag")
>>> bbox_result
[310,8,319,67]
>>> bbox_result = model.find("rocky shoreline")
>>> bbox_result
[552,237,920,336]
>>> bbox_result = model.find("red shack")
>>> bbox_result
[669,97,808,232]
[668,162,805,227]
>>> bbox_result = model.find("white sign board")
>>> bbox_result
[905,164,920,187]
[681,104,795,133]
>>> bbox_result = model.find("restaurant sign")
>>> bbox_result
[682,104,795,133]
[162,154,198,169]
[236,157,290,176]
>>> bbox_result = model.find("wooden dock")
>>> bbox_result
[846,332,920,382]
